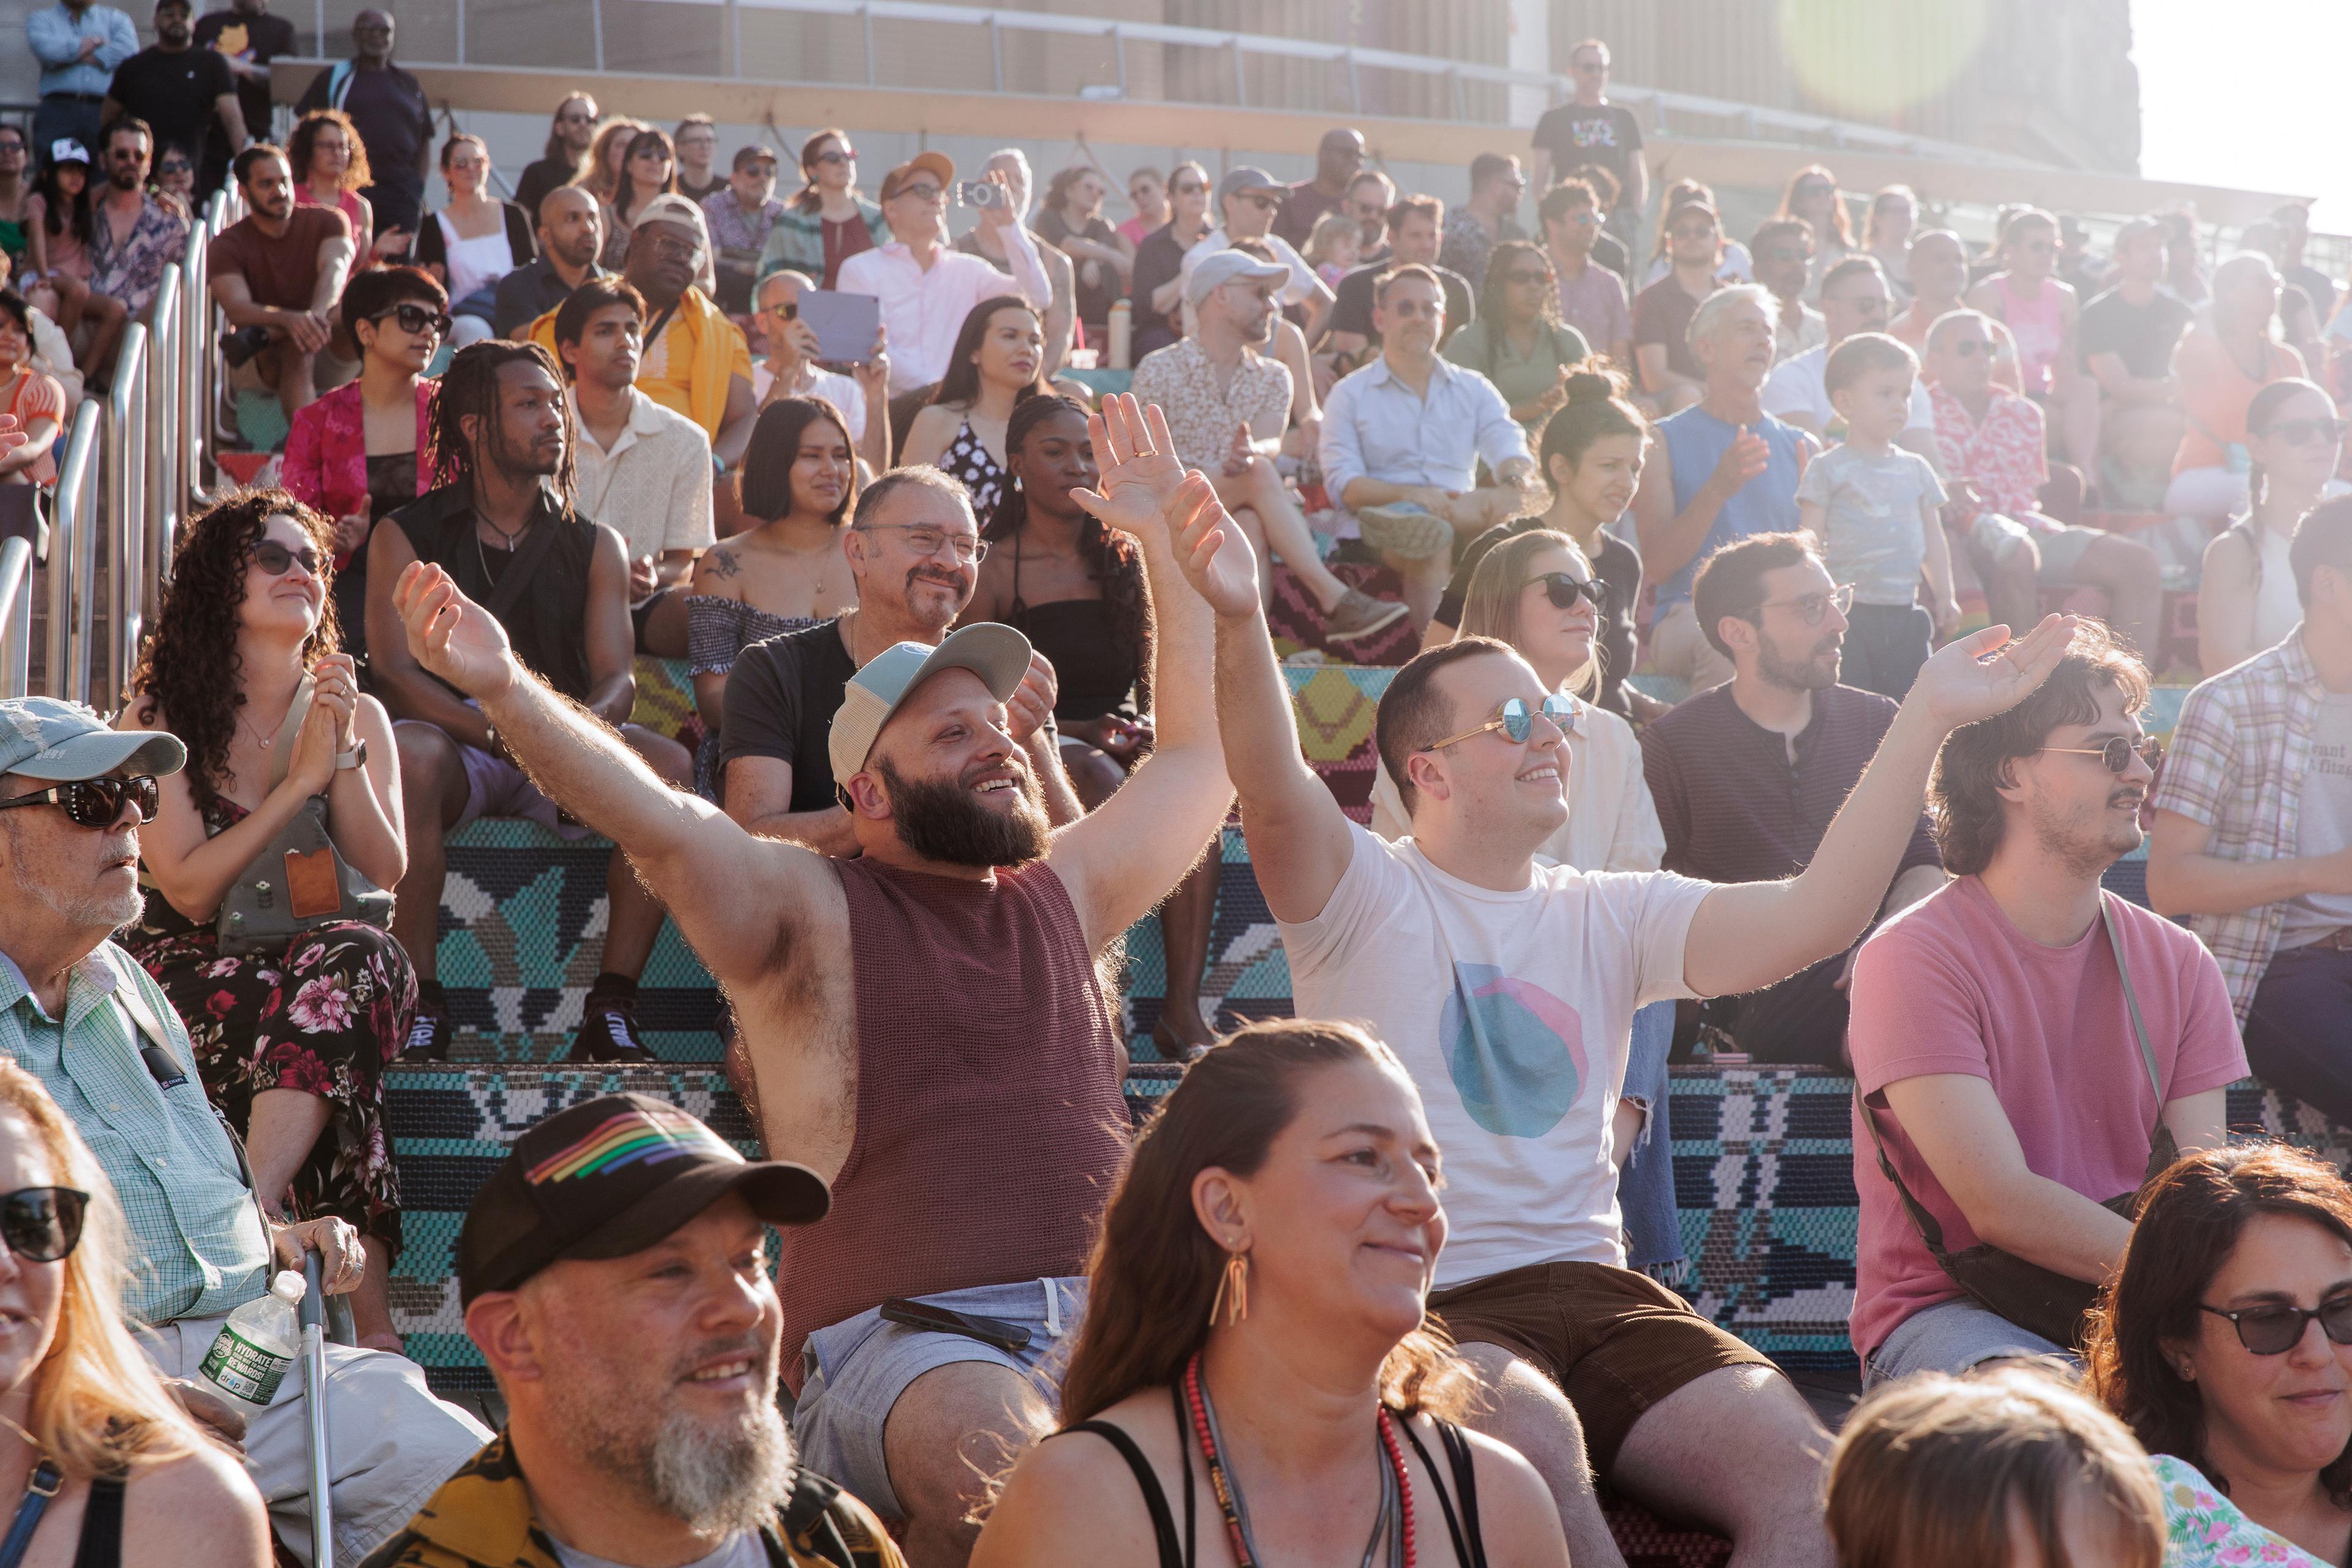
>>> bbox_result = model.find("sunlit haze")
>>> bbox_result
[2135,0,2345,233]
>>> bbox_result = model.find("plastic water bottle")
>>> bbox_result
[1107,299,1132,370]
[197,1270,306,1411]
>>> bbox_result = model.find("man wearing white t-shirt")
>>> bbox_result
[1763,254,1936,460]
[1164,460,2078,1564]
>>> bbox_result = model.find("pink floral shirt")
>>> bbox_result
[2154,1453,2333,1566]
[1926,380,2048,523]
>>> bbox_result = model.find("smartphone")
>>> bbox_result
[798,289,881,365]
[880,1297,1032,1354]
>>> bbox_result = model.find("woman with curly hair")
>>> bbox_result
[1442,239,1593,434]
[114,489,412,1352]
[2084,1143,2352,1565]
[973,1017,1569,1568]
[288,107,396,265]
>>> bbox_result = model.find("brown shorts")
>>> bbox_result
[1428,1260,1775,1476]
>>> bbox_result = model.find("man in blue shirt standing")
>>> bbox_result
[26,0,140,164]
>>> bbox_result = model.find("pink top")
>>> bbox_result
[281,379,436,533]
[1999,273,2065,396]
[293,184,366,246]
[1117,214,1155,247]
[1845,877,2246,1359]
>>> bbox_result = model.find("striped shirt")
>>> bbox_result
[0,943,272,1325]
[2148,631,2322,1022]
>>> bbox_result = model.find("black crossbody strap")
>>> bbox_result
[479,491,568,625]
[1050,1421,1185,1568]
[1396,1417,1482,1568]
[108,956,274,1257]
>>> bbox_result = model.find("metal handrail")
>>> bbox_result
[0,533,34,699]
[104,325,148,713]
[145,270,181,640]
[45,401,100,706]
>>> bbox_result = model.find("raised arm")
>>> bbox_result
[1045,396,1235,951]
[391,560,830,981]
[1682,615,2076,997]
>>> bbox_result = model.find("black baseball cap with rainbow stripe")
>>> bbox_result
[457,1093,829,1305]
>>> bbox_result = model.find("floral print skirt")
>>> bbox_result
[124,921,413,1257]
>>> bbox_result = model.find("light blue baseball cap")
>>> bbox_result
[826,624,1032,785]
[0,698,185,784]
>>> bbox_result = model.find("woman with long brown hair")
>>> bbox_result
[758,127,885,289]
[0,1062,270,1564]
[115,489,412,1352]
[1777,164,1853,301]
[902,295,1048,517]
[973,1019,1568,1568]
[577,116,644,208]
[2086,1144,2352,1566]
[598,125,677,272]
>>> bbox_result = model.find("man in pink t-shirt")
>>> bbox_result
[1847,622,2246,1383]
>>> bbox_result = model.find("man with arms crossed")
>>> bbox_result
[1169,450,2074,1563]
[1848,622,2242,1382]
[386,395,1231,1568]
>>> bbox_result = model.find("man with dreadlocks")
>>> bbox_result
[364,339,694,1063]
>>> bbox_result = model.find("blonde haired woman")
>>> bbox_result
[0,1060,269,1564]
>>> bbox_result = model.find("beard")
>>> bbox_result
[1757,632,1839,693]
[6,829,143,934]
[555,1340,798,1537]
[2032,787,2146,880]
[877,758,1049,868]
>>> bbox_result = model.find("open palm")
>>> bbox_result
[393,561,519,700]
[1912,614,2079,731]
[1165,473,1259,617]
[1072,393,1187,541]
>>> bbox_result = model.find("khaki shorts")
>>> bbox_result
[1429,1260,1774,1476]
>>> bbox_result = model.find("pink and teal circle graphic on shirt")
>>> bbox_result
[1438,962,1589,1136]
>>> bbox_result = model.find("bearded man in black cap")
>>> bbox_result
[363,1092,903,1568]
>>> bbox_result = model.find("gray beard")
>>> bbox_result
[575,1388,798,1538]
[7,840,144,937]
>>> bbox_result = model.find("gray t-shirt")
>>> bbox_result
[1795,443,1948,606]
[552,1529,767,1568]
[2279,693,2352,947]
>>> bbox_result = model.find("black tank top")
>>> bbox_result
[1052,1387,1491,1568]
[391,481,601,704]
[74,1476,124,1568]
[1005,527,1142,723]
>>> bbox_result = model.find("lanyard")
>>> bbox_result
[0,1460,63,1568]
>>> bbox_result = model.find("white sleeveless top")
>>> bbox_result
[2252,524,2302,653]
[435,210,516,303]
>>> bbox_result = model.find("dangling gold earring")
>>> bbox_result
[1207,1245,1250,1327]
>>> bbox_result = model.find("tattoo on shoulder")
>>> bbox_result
[709,549,741,579]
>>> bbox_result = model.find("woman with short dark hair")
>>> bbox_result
[2086,1143,2352,1565]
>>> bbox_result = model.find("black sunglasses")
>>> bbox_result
[2202,1295,2352,1355]
[252,540,325,578]
[0,1188,88,1263]
[372,303,451,338]
[0,775,159,829]
[1532,571,1610,614]
[2036,736,2163,774]
[1948,338,1996,358]
[2258,417,2349,447]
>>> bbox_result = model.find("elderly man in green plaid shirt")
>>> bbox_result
[0,697,489,1566]
[2149,496,2352,1129]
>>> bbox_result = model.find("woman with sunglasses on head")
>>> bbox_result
[1443,240,1592,436]
[758,129,886,291]
[411,133,534,347]
[903,296,1049,516]
[2085,1143,2352,1567]
[2198,378,2349,676]
[115,490,413,1355]
[973,1017,1570,1568]
[282,266,445,663]
[0,1063,273,1564]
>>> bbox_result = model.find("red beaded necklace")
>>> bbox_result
[1182,1351,1416,1568]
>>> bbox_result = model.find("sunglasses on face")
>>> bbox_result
[1532,572,1610,613]
[0,775,159,829]
[252,540,325,577]
[1757,582,1855,625]
[814,149,856,166]
[1425,694,1577,751]
[1670,224,1716,241]
[1504,268,1553,287]
[1948,337,1996,358]
[2036,735,2163,774]
[0,1189,88,1263]
[894,183,943,203]
[2259,417,2349,446]
[766,300,799,319]
[1760,246,1810,265]
[2203,1295,2352,1355]
[372,303,450,339]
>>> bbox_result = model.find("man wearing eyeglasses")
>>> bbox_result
[837,151,1049,397]
[1850,622,2241,1386]
[1530,39,1646,246]
[1438,152,1529,293]
[511,91,597,230]
[2150,496,2352,1137]
[1641,532,1947,1066]
[1172,420,2079,1562]
[87,116,189,320]
[1540,178,1630,370]
[0,696,495,1564]
[752,269,889,473]
[1177,165,1332,345]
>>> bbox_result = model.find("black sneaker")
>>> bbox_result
[568,998,659,1064]
[398,1006,449,1063]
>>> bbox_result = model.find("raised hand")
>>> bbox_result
[1908,613,2079,733]
[285,689,342,796]
[1006,649,1059,743]
[1164,470,1260,619]
[1071,393,1188,538]
[393,560,521,701]
[309,652,361,750]
[1704,424,1771,500]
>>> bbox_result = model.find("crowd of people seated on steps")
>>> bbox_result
[13,13,2352,1564]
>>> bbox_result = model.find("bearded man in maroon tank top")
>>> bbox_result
[386,394,1241,1568]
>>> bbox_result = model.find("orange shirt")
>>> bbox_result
[2,366,65,486]
[2173,327,2306,473]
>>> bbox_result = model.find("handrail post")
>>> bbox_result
[105,326,149,714]
[146,270,180,633]
[0,535,33,701]
[46,401,99,704]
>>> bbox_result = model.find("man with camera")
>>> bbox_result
[837,151,1049,396]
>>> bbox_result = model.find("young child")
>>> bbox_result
[1304,209,1362,289]
[1795,331,1958,698]
[1828,1365,2164,1568]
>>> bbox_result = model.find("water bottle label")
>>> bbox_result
[200,1324,290,1405]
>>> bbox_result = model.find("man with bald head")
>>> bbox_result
[388,395,1231,1568]
[1274,126,1366,248]
[494,183,605,339]
[294,7,429,239]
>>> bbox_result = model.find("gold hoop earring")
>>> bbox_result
[1207,1246,1249,1327]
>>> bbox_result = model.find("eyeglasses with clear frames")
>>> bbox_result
[1757,583,1855,625]
[853,522,988,564]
